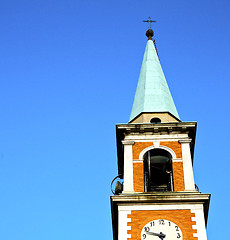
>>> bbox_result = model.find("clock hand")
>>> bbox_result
[146,231,160,237]
[159,232,166,240]
[146,232,166,239]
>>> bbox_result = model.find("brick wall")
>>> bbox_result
[133,142,153,160]
[160,141,182,158]
[132,141,182,159]
[173,162,185,191]
[127,210,197,240]
[133,162,144,192]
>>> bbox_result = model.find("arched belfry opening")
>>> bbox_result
[143,148,173,192]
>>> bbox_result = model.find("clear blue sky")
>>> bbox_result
[0,0,229,239]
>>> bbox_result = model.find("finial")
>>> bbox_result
[143,17,156,40]
[146,29,154,40]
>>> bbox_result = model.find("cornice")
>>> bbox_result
[116,122,197,134]
[111,192,210,204]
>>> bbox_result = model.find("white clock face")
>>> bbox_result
[141,219,183,240]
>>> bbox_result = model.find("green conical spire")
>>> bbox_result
[129,34,180,122]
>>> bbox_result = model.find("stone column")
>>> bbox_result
[179,139,196,191]
[122,140,135,193]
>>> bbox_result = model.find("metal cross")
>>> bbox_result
[143,17,156,29]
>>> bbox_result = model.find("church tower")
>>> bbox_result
[111,27,210,240]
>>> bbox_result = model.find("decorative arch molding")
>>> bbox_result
[139,145,177,160]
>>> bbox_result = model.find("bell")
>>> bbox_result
[150,155,169,163]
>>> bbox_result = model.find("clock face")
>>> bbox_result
[141,219,183,240]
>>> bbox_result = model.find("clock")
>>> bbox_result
[141,219,183,240]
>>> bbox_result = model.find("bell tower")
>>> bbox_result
[111,27,210,240]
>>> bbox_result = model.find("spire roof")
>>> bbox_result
[129,35,180,122]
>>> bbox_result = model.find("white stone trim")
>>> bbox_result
[133,159,143,163]
[172,159,183,162]
[118,210,131,240]
[139,145,177,160]
[179,139,192,144]
[118,204,202,211]
[179,139,196,191]
[122,141,135,193]
[122,140,135,145]
[153,140,160,148]
[191,207,207,240]
[124,134,189,141]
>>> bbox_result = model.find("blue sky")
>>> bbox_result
[0,0,229,239]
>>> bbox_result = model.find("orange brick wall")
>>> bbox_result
[132,141,182,160]
[161,141,182,158]
[127,210,197,240]
[133,142,153,159]
[133,162,144,192]
[173,162,185,191]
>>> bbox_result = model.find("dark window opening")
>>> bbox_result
[144,149,173,192]
[150,117,161,124]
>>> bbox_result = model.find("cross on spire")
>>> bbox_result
[143,17,156,29]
